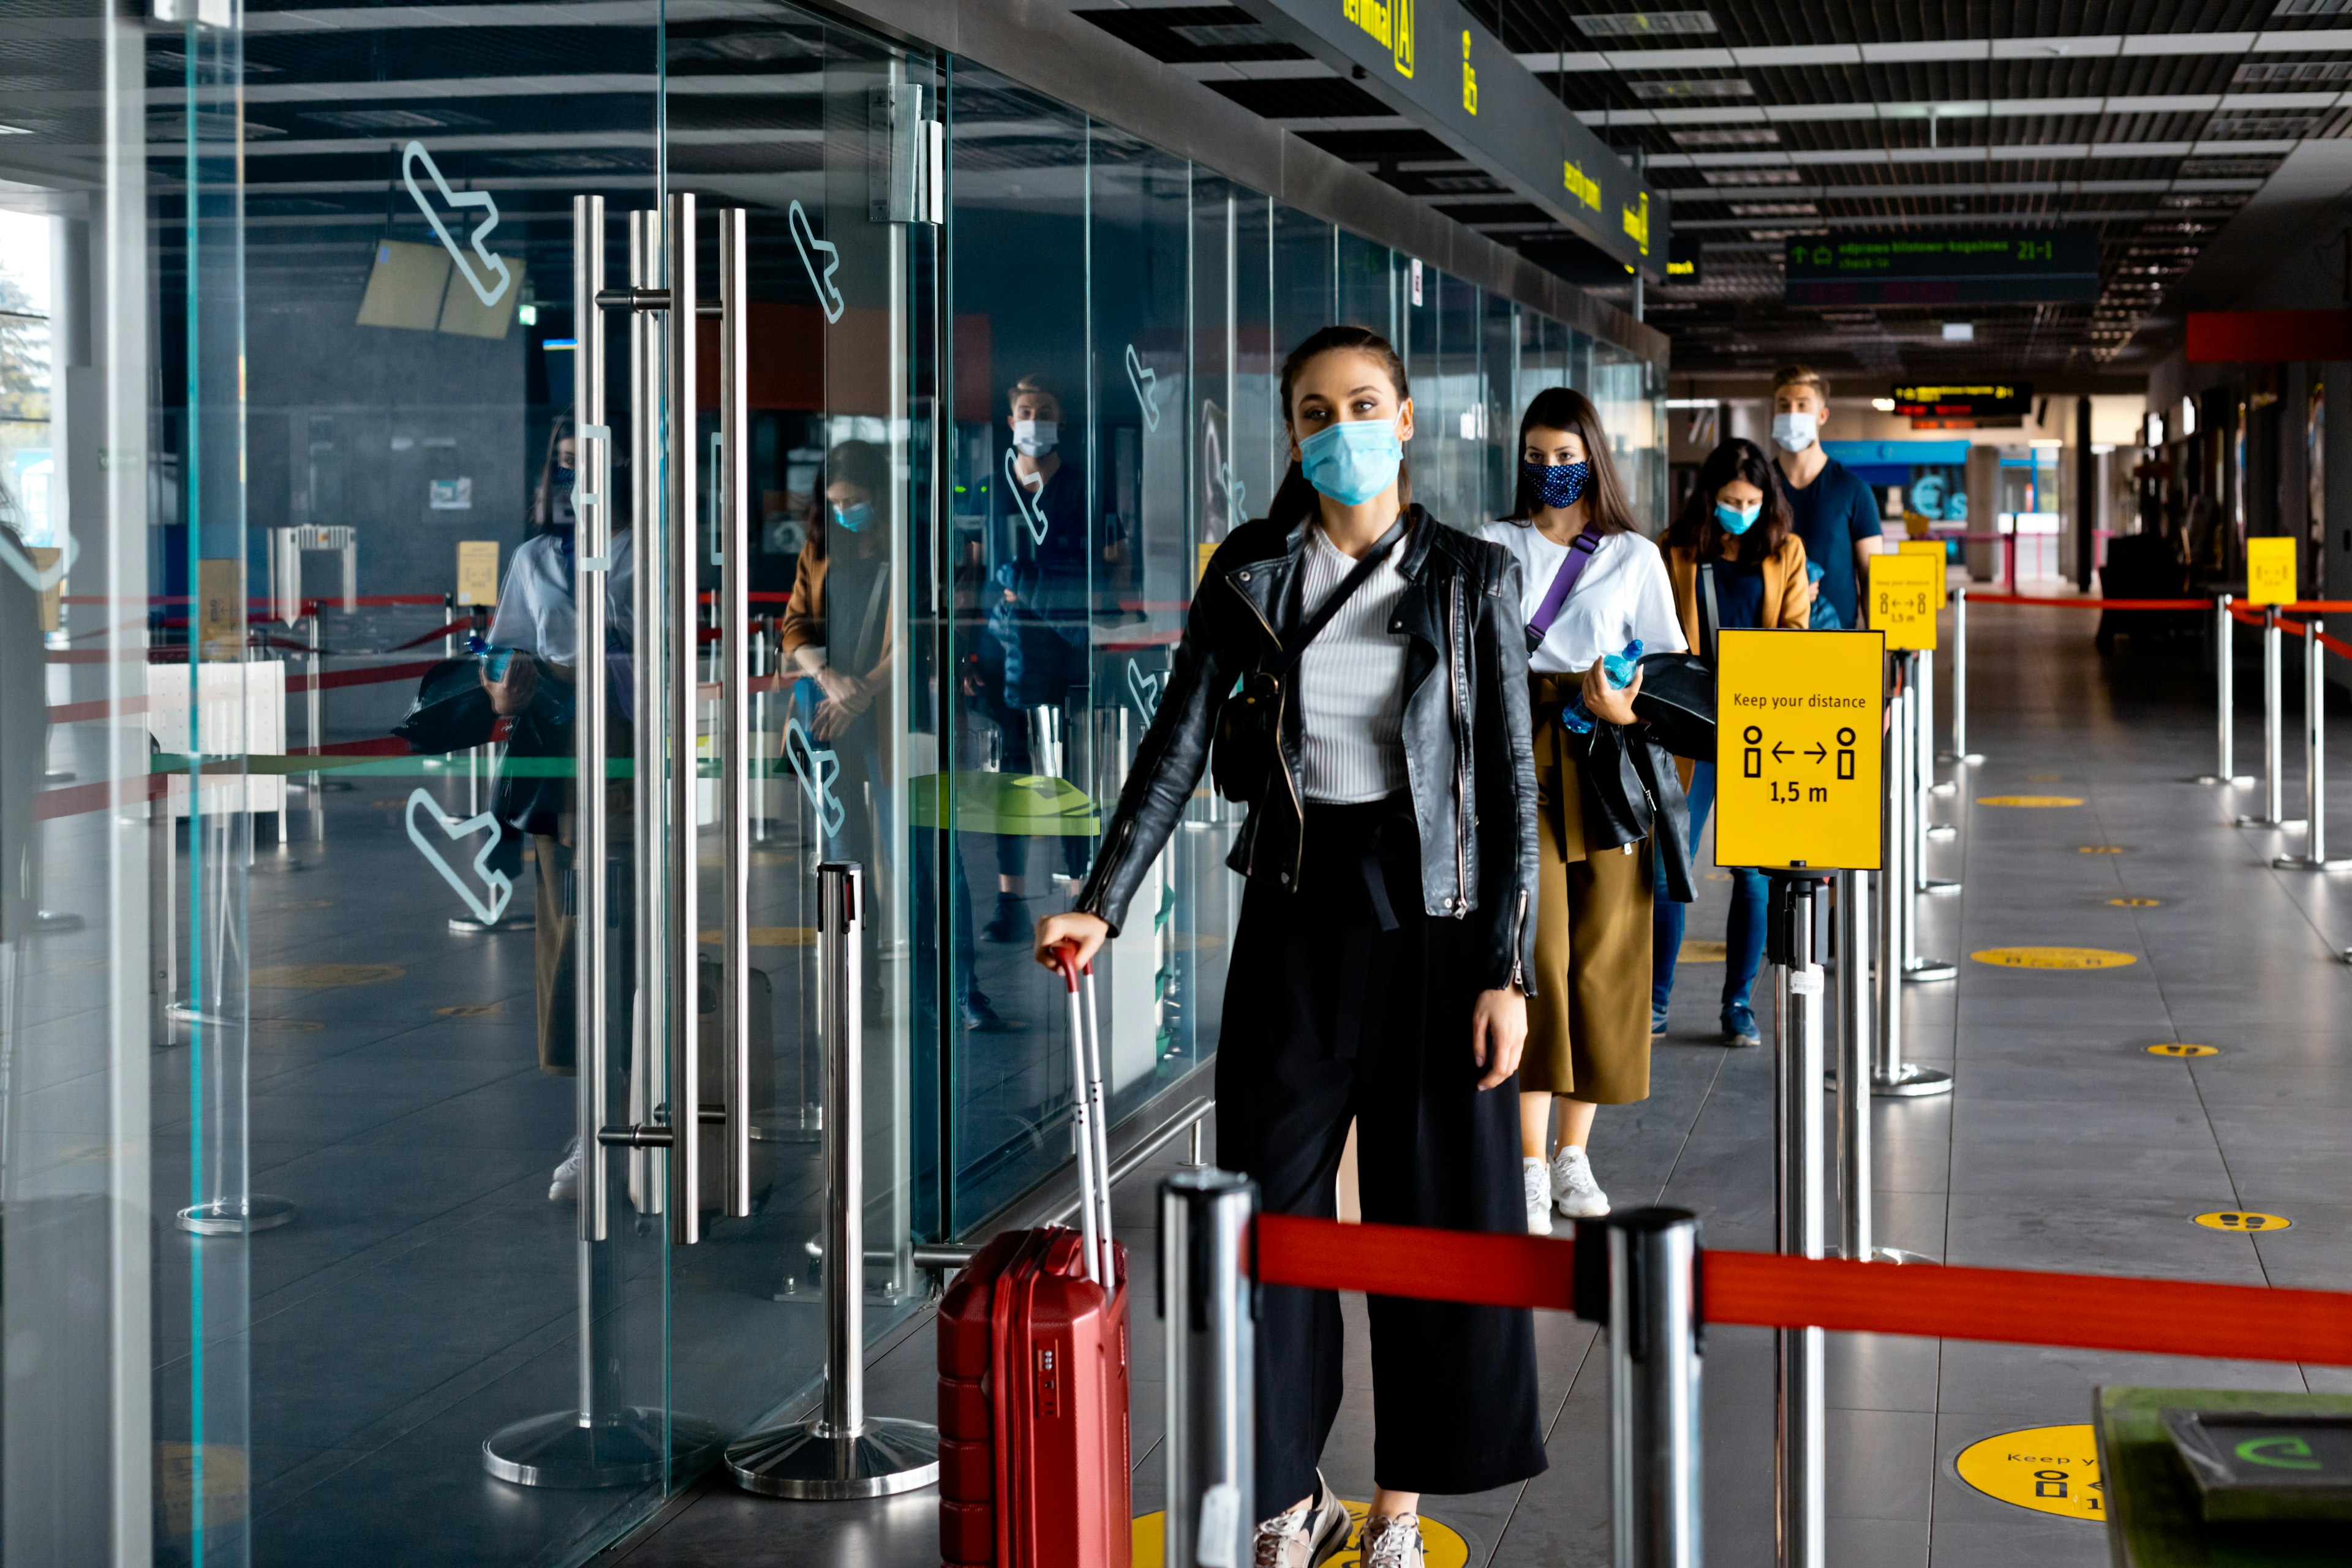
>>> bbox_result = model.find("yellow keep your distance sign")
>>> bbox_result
[1955,1424,2105,1522]
[1870,551,1942,650]
[1715,628,1885,872]
[2246,535,2298,608]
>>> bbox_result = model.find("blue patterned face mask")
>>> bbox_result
[1715,500,1762,535]
[1523,460,1590,510]
[1299,420,1404,505]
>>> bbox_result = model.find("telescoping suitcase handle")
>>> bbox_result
[1054,941,1118,1287]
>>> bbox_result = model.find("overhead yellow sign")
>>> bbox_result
[1871,551,1942,650]
[2246,535,2297,606]
[1716,628,1885,870]
[1954,1424,2105,1523]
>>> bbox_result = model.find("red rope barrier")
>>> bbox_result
[1254,1215,2352,1367]
[1965,593,2210,609]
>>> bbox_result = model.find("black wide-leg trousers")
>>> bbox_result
[1216,795,1547,1508]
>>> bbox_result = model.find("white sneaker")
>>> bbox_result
[1551,1145,1610,1219]
[1522,1156,1554,1235]
[549,1137,581,1202]
[1362,1513,1426,1568]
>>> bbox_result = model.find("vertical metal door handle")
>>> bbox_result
[630,208,663,1220]
[717,207,753,1219]
[572,194,611,1243]
[668,192,702,1243]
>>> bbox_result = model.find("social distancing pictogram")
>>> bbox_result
[2146,1042,2219,1058]
[1971,946,2138,970]
[1954,1424,2105,1522]
[1129,1506,1469,1568]
[2193,1210,2291,1232]
[1871,550,1942,650]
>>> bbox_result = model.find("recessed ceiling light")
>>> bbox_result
[1630,78,1754,100]
[1942,322,1976,341]
[1575,11,1720,37]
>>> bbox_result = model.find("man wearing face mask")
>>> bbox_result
[978,372,1091,941]
[1768,363,1883,629]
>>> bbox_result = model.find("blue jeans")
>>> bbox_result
[1651,762,1768,1017]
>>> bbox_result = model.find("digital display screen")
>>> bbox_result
[1786,229,2100,306]
[1891,383,2033,419]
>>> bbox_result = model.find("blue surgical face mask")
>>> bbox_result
[1523,460,1590,511]
[1298,420,1403,507]
[1716,500,1762,535]
[832,500,873,533]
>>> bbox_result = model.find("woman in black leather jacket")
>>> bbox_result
[1036,326,1544,1568]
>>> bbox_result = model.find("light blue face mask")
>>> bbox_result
[1298,419,1404,507]
[1716,500,1762,535]
[832,500,873,533]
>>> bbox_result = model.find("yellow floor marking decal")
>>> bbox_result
[2107,897,2162,907]
[2145,1042,2218,1058]
[1131,1504,1469,1568]
[251,962,406,988]
[1971,947,2137,970]
[2077,845,2126,853]
[1680,940,1727,962]
[437,1004,505,1017]
[1954,1424,2104,1521]
[1978,794,2084,807]
[2193,1210,2291,1232]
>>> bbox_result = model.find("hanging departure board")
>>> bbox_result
[1785,229,2100,306]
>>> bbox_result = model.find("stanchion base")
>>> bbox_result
[1918,878,1962,895]
[483,1408,724,1488]
[1828,1244,1933,1264]
[448,916,537,935]
[2272,855,2352,871]
[1901,959,1958,984]
[1926,822,1959,839]
[177,1195,298,1235]
[1939,751,1985,765]
[1929,780,1958,797]
[724,1415,940,1499]
[1871,1065,1953,1098]
[2234,816,2307,830]
[2190,774,2256,786]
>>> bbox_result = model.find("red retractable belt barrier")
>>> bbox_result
[1964,593,2210,609]
[2228,603,2352,662]
[1254,1214,2352,1368]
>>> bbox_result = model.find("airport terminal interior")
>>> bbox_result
[9,1,2352,1564]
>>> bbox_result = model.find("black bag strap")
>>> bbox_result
[1272,513,1411,678]
[1698,561,1722,670]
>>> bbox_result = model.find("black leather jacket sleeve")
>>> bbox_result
[1473,550,1542,995]
[1071,551,1241,936]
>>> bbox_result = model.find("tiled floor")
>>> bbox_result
[607,598,2352,1567]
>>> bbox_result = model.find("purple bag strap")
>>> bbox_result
[1525,524,1605,654]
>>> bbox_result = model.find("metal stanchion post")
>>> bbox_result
[728,863,940,1495]
[2192,595,2253,786]
[1574,1208,1704,1568]
[1913,652,1961,879]
[1162,1169,1256,1568]
[2237,609,2304,830]
[1877,680,1952,1097]
[1940,585,1983,766]
[1767,872,1828,1568]
[1894,656,1956,983]
[2274,617,2351,871]
[1838,869,1928,1259]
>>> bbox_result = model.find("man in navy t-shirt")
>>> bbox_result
[1768,363,1883,627]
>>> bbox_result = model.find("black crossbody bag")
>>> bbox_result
[1212,516,1409,804]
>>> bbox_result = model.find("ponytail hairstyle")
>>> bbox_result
[1663,436,1792,565]
[1506,386,1635,534]
[1264,324,1412,528]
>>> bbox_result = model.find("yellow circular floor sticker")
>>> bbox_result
[1978,795,2084,807]
[2107,897,2162,908]
[251,962,406,989]
[2193,1210,2291,1232]
[437,1003,505,1018]
[1955,1424,2104,1521]
[2146,1042,2218,1058]
[1972,947,2138,970]
[2078,845,2126,854]
[1131,1504,1470,1568]
[1679,940,1727,963]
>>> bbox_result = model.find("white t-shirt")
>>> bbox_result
[488,529,636,666]
[1475,522,1686,675]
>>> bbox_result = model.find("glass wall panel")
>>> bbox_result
[1482,291,1519,516]
[1594,340,1664,532]
[1336,230,1396,344]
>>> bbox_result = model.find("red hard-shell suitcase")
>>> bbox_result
[938,952,1131,1568]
